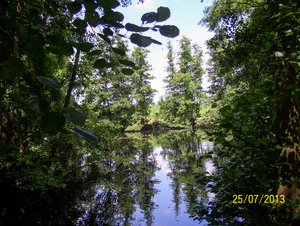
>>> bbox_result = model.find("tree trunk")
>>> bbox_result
[64,34,83,108]
[265,1,300,223]
[276,61,300,225]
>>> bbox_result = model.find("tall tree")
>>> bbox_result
[131,47,156,126]
[161,36,204,131]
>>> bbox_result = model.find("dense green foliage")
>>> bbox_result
[192,0,300,225]
[159,37,204,130]
[0,0,179,224]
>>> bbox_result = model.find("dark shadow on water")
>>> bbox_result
[0,129,213,226]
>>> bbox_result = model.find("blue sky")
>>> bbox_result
[117,0,214,103]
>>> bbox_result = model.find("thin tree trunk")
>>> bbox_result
[1,2,22,147]
[64,34,83,108]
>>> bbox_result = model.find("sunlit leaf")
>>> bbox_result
[74,128,98,143]
[62,108,85,125]
[37,76,62,89]
[275,51,284,57]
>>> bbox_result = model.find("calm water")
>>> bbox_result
[1,130,215,226]
[76,130,215,226]
[132,146,212,226]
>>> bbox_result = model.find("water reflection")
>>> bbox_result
[133,147,207,226]
[78,130,213,225]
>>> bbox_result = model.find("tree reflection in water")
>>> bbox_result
[78,130,213,226]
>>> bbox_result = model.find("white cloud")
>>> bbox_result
[135,0,155,9]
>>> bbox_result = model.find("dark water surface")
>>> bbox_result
[1,130,214,226]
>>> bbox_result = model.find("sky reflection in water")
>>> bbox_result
[133,146,213,226]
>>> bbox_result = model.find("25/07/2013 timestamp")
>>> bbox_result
[233,194,285,204]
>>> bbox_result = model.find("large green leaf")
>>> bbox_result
[125,23,150,32]
[112,47,126,56]
[103,27,113,36]
[104,10,124,22]
[97,0,120,9]
[106,62,114,67]
[122,68,134,75]
[62,108,85,125]
[159,25,180,38]
[130,34,152,47]
[74,128,98,143]
[73,42,94,52]
[25,41,45,61]
[73,19,87,28]
[16,21,30,44]
[99,33,111,44]
[24,98,49,116]
[41,112,66,135]
[84,0,97,11]
[108,21,124,28]
[46,45,74,56]
[94,59,106,69]
[87,50,102,55]
[119,59,135,67]
[67,2,82,14]
[2,56,24,79]
[46,35,74,55]
[72,19,87,34]
[150,38,162,45]
[156,7,170,22]
[37,76,62,89]
[85,11,100,22]
[141,12,157,24]
[219,105,232,117]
